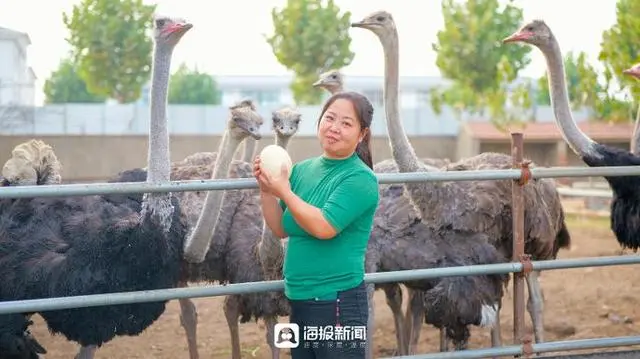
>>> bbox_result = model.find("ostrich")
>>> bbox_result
[313,69,345,94]
[0,16,192,359]
[111,106,300,359]
[0,313,46,359]
[1,139,62,186]
[503,20,640,252]
[352,10,570,352]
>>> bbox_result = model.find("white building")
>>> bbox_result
[0,26,36,106]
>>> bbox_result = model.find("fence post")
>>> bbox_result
[510,132,531,357]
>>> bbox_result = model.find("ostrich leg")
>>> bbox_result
[179,297,199,359]
[366,282,376,359]
[405,289,424,355]
[224,296,242,359]
[75,345,97,359]
[382,284,407,355]
[526,271,545,344]
[264,315,280,359]
[490,303,503,359]
[439,328,448,351]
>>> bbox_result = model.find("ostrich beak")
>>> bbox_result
[502,31,531,44]
[312,79,323,87]
[623,66,640,79]
[168,22,193,35]
[351,21,366,28]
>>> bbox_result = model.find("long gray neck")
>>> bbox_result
[381,31,422,173]
[329,83,343,95]
[183,131,244,262]
[258,132,292,275]
[276,134,291,148]
[541,38,596,157]
[141,45,174,231]
[241,138,257,162]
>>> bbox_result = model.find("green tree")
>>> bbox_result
[430,0,532,130]
[43,57,107,104]
[536,51,600,109]
[168,64,221,105]
[598,0,640,123]
[62,0,156,103]
[266,0,354,104]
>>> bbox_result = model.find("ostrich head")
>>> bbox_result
[272,107,302,138]
[623,63,640,79]
[351,10,396,41]
[502,19,553,48]
[228,100,263,141]
[312,69,343,93]
[153,15,193,48]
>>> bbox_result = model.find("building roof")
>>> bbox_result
[464,121,633,141]
[0,26,30,46]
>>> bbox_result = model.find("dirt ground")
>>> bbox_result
[30,213,640,358]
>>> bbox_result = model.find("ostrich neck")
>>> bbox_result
[141,45,174,231]
[276,134,290,148]
[542,39,596,157]
[147,46,172,184]
[258,137,291,273]
[241,138,257,162]
[382,32,422,173]
[183,130,244,261]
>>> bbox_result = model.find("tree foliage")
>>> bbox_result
[266,0,354,104]
[168,64,221,105]
[597,0,640,122]
[62,0,156,103]
[430,0,532,130]
[43,57,107,104]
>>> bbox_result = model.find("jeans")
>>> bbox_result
[286,281,368,359]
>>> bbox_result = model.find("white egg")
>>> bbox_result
[259,144,292,179]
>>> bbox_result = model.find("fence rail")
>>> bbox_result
[0,164,639,199]
[1,132,640,359]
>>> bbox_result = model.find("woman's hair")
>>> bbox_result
[317,91,375,169]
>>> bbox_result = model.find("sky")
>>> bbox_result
[0,0,618,105]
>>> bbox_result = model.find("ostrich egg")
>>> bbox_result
[259,144,292,179]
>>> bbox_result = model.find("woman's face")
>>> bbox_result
[318,98,363,158]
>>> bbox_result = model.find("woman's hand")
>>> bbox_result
[255,159,291,199]
[253,156,271,194]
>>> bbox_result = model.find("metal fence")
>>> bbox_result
[1,132,640,358]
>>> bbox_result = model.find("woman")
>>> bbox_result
[254,91,379,359]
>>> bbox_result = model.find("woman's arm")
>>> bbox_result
[279,171,379,240]
[260,191,288,238]
[279,189,337,240]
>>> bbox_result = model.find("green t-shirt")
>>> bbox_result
[279,152,379,300]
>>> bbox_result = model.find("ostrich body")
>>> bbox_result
[0,17,191,359]
[352,11,570,353]
[0,314,46,359]
[504,20,640,251]
[111,106,299,359]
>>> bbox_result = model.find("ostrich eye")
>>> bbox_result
[376,16,385,22]
[155,19,166,28]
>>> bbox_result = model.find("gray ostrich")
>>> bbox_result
[0,16,192,359]
[352,10,570,353]
[0,139,63,359]
[112,106,301,359]
[313,69,345,94]
[1,139,62,186]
